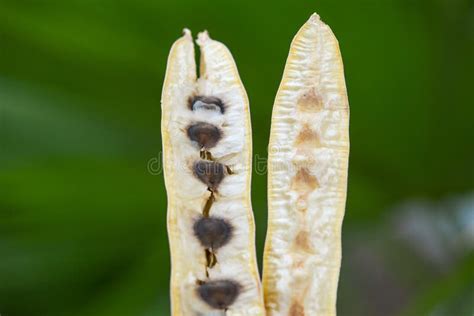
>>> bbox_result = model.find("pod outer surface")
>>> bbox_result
[262,13,350,316]
[161,29,265,315]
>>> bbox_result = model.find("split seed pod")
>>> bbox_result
[262,13,350,316]
[161,29,265,315]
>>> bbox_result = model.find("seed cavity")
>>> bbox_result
[190,96,225,113]
[289,301,305,316]
[194,216,233,249]
[295,124,320,147]
[197,279,241,310]
[292,258,305,269]
[297,87,323,112]
[193,160,225,191]
[187,122,222,149]
[294,231,314,253]
[291,167,319,193]
[296,197,307,212]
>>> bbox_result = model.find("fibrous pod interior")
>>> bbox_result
[262,13,350,316]
[161,29,264,315]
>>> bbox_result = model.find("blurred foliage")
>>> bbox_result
[0,0,473,315]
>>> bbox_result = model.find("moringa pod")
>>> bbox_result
[262,13,350,316]
[161,29,264,315]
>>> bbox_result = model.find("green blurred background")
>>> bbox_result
[1,0,473,315]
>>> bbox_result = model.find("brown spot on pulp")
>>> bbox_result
[294,231,313,253]
[295,124,320,147]
[289,301,305,316]
[292,258,305,269]
[291,168,319,193]
[297,88,323,112]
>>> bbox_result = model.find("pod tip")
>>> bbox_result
[183,28,192,38]
[309,12,321,23]
[197,30,210,45]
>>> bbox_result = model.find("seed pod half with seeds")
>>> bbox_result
[161,29,265,315]
[262,13,350,316]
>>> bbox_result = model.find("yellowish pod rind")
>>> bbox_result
[161,29,265,315]
[263,13,350,316]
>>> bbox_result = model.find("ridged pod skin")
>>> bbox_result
[262,13,350,316]
[161,29,265,315]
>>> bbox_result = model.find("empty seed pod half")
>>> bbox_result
[262,13,350,316]
[161,29,264,315]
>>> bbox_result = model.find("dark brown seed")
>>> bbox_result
[194,217,233,249]
[187,122,222,149]
[193,161,225,190]
[197,280,241,309]
[189,96,225,113]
